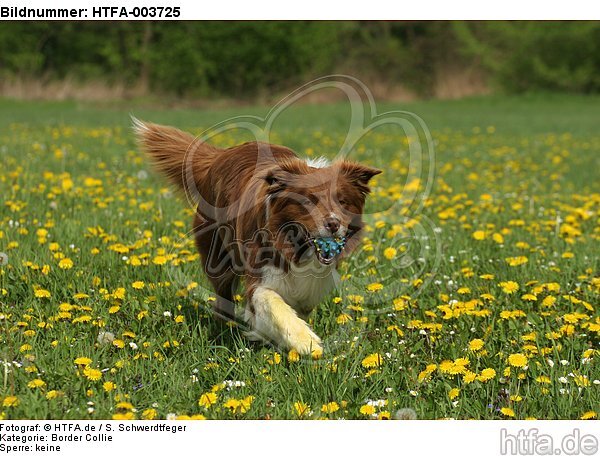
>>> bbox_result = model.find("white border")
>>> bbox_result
[1,0,599,20]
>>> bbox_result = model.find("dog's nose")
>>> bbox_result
[324,217,340,234]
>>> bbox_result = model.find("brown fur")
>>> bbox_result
[135,120,380,332]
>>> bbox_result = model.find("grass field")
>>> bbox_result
[0,94,599,420]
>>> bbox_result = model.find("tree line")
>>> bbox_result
[0,21,598,98]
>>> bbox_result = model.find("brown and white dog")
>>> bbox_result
[135,119,380,357]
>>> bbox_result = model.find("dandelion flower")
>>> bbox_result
[74,357,92,366]
[383,247,397,260]
[472,230,486,240]
[468,339,484,351]
[83,367,102,381]
[27,379,46,389]
[366,283,383,293]
[198,392,217,408]
[500,407,515,418]
[34,289,51,298]
[321,402,340,413]
[463,371,477,384]
[2,396,19,407]
[288,350,300,363]
[507,353,528,368]
[362,353,383,368]
[499,281,519,294]
[142,408,158,420]
[360,404,376,415]
[46,390,63,400]
[294,402,311,417]
[58,258,74,269]
[505,256,528,267]
[478,368,496,382]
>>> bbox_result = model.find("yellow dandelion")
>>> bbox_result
[463,371,477,384]
[499,281,519,294]
[142,408,158,420]
[492,233,504,244]
[132,281,145,289]
[478,368,496,382]
[2,396,19,407]
[152,256,167,265]
[360,404,376,415]
[46,390,63,400]
[198,392,218,408]
[34,289,51,298]
[336,313,353,325]
[321,402,340,413]
[27,379,46,389]
[288,350,300,363]
[472,230,486,240]
[74,357,92,366]
[500,407,515,417]
[366,282,383,293]
[505,256,528,267]
[507,353,528,368]
[58,258,74,269]
[448,388,460,400]
[581,411,597,420]
[113,288,126,299]
[361,353,383,368]
[294,402,311,417]
[383,247,397,260]
[83,367,102,381]
[468,339,484,351]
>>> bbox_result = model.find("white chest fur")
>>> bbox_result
[260,259,338,316]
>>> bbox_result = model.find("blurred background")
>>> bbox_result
[1,21,599,104]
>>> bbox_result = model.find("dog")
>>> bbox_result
[134,119,380,357]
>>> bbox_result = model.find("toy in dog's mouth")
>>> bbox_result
[309,236,347,265]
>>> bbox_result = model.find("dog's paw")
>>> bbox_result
[284,319,323,357]
[251,287,323,357]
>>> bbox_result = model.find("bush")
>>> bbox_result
[453,21,600,93]
[1,21,599,98]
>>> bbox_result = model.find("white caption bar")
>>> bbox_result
[0,420,599,456]
[0,0,599,20]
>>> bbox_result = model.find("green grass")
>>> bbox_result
[0,94,599,420]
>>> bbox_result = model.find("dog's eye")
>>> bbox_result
[339,199,347,205]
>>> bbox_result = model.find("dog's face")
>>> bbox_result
[263,160,381,265]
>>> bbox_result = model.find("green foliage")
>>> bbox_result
[0,22,599,97]
[454,22,600,93]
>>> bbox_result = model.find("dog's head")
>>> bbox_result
[262,158,381,265]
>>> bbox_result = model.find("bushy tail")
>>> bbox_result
[132,117,218,192]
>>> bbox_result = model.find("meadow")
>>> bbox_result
[0,94,599,420]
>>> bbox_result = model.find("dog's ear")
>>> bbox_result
[339,161,382,193]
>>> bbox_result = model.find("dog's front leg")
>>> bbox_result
[245,286,322,357]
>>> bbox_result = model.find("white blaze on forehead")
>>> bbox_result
[305,156,330,169]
